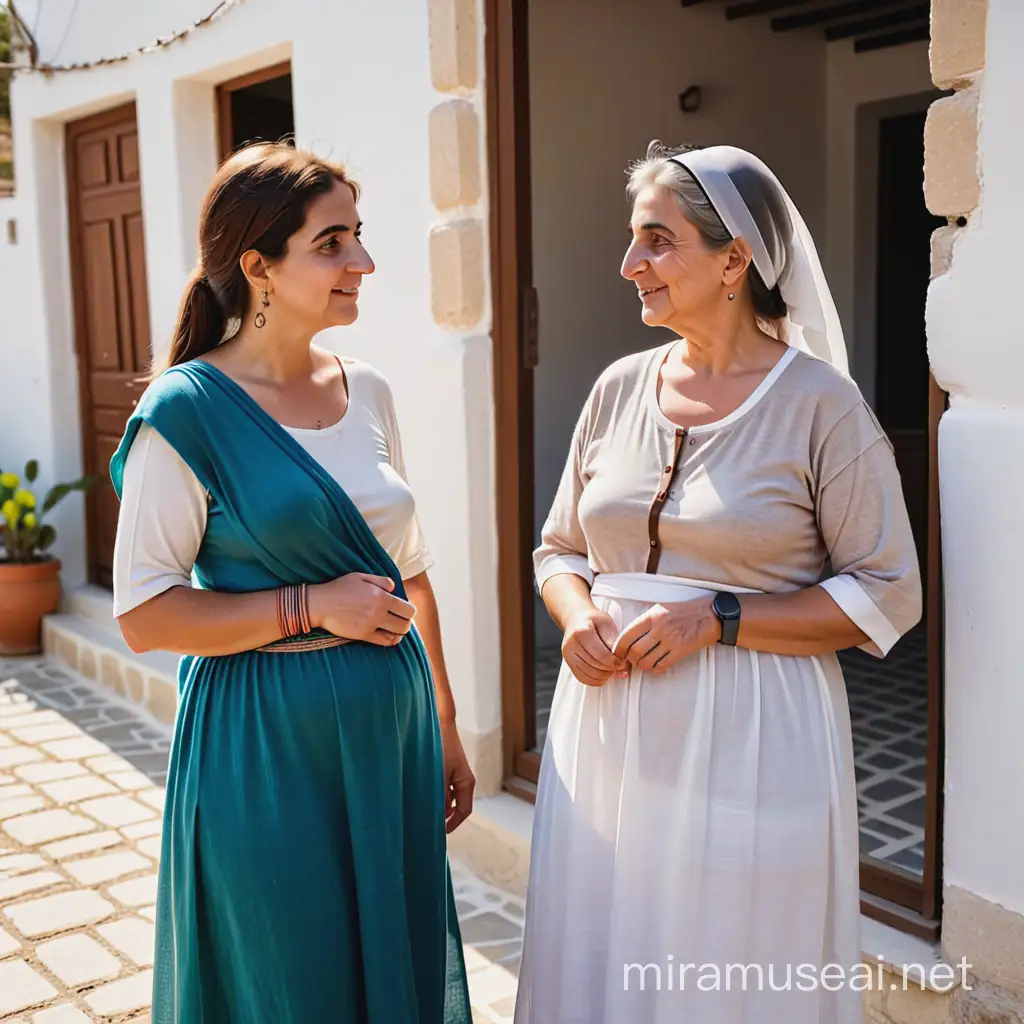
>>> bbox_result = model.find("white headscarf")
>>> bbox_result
[667,145,849,374]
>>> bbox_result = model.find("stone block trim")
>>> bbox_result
[930,0,988,90]
[42,617,177,728]
[430,220,485,329]
[943,886,1024,998]
[931,225,961,280]
[924,89,980,219]
[430,100,482,211]
[428,0,479,93]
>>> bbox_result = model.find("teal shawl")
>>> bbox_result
[110,361,471,1023]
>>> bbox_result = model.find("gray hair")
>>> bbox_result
[626,140,787,324]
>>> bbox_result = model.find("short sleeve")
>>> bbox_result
[375,374,434,581]
[533,395,596,591]
[112,424,208,617]
[815,402,923,658]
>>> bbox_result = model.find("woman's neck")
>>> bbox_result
[666,303,782,376]
[219,323,320,383]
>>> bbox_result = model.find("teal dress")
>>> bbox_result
[110,361,472,1023]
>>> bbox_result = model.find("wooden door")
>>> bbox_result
[67,103,152,588]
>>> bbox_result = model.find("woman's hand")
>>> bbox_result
[440,719,475,833]
[308,573,415,646]
[612,598,719,674]
[562,607,628,686]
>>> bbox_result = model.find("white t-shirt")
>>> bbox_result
[112,359,432,618]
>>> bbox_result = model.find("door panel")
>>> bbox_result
[67,103,152,588]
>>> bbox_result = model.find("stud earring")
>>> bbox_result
[254,289,270,329]
[728,292,736,301]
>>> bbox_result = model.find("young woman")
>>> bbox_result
[110,143,474,1023]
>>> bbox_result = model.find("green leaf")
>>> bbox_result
[41,475,96,514]
[24,460,38,483]
[37,524,57,551]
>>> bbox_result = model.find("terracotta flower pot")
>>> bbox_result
[0,558,62,656]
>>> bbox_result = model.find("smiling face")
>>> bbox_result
[260,179,374,333]
[621,184,735,333]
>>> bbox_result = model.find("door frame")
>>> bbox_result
[65,101,144,588]
[485,0,540,794]
[215,59,293,162]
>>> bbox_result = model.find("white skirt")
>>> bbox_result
[514,573,863,1024]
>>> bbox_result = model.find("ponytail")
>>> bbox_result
[154,269,225,376]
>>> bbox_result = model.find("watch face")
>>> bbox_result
[714,592,742,619]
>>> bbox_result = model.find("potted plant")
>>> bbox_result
[0,460,95,655]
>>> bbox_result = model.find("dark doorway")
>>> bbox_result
[875,109,943,575]
[216,62,295,162]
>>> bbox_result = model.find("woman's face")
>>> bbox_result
[263,179,374,332]
[621,184,730,331]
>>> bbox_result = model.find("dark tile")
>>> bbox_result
[860,777,918,803]
[886,796,926,828]
[887,847,926,874]
[859,831,886,856]
[863,751,907,771]
[890,739,928,759]
[857,816,914,841]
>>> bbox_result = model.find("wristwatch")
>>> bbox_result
[712,592,742,646]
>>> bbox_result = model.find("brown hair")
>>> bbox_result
[157,142,359,373]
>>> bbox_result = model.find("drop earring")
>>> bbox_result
[728,292,736,301]
[255,289,270,328]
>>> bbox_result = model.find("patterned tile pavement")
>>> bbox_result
[534,621,930,877]
[0,657,521,1023]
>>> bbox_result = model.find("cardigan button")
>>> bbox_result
[650,540,657,548]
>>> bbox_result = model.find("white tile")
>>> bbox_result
[3,891,115,938]
[65,851,151,886]
[0,959,57,1016]
[2,810,96,846]
[85,969,153,1015]
[97,917,156,967]
[36,934,121,988]
[108,875,159,908]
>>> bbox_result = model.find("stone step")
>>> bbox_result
[41,613,179,727]
[61,585,124,634]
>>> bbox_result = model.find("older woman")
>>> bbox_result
[514,143,922,1024]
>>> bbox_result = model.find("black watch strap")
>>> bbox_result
[712,591,742,646]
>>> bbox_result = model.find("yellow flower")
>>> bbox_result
[13,489,35,509]
[22,513,37,529]
[1,499,19,528]
[0,472,18,489]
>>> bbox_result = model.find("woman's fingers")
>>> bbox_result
[613,614,654,662]
[566,651,612,686]
[382,593,415,620]
[369,628,405,646]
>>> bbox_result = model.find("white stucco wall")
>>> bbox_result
[0,0,501,747]
[928,0,1024,916]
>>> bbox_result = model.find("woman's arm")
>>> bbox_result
[404,572,457,723]
[119,574,415,657]
[404,571,475,832]
[119,587,281,655]
[613,587,868,672]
